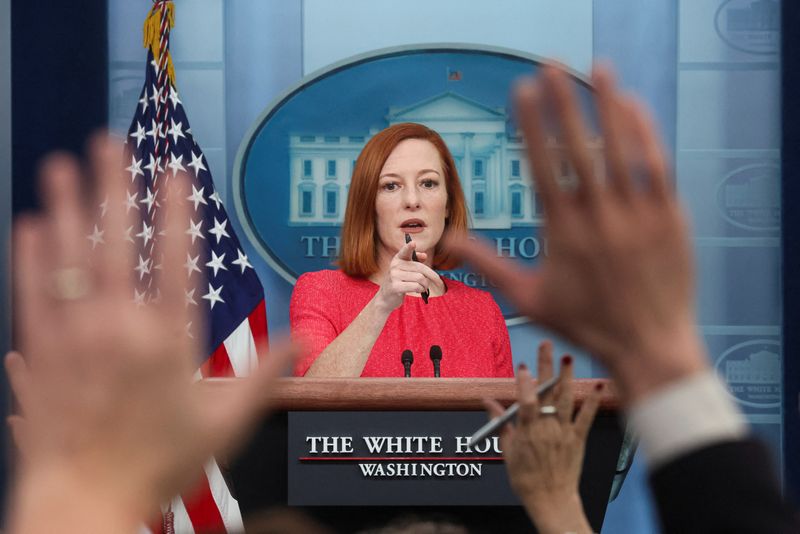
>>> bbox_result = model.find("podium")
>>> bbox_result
[226,378,623,533]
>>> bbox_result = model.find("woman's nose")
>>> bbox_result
[403,187,420,209]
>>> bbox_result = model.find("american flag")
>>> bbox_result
[446,67,462,81]
[102,2,268,532]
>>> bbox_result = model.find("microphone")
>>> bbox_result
[401,349,414,378]
[430,345,442,378]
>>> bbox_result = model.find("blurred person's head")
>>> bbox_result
[356,513,469,534]
[243,507,333,534]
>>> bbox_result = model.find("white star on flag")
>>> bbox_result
[146,118,161,143]
[129,121,146,148]
[86,225,105,249]
[136,221,154,247]
[209,217,230,243]
[149,83,162,106]
[185,219,204,244]
[184,253,202,277]
[126,155,144,182]
[144,154,162,178]
[168,153,185,177]
[168,118,185,143]
[206,250,228,277]
[187,184,208,211]
[208,190,223,210]
[123,225,135,243]
[188,151,207,177]
[140,187,157,213]
[134,254,151,280]
[133,288,147,308]
[124,190,139,213]
[168,85,181,107]
[138,92,149,114]
[232,249,253,273]
[202,283,225,310]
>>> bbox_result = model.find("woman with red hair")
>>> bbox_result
[290,123,513,378]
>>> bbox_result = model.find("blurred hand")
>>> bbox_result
[485,341,599,534]
[450,64,707,403]
[374,240,443,312]
[8,134,294,529]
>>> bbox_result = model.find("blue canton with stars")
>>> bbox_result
[122,51,264,355]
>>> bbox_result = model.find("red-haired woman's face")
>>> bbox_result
[374,139,448,267]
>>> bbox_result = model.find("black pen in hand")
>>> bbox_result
[405,233,429,304]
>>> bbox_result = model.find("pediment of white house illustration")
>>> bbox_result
[387,92,506,128]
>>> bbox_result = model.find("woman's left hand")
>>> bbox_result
[484,341,602,534]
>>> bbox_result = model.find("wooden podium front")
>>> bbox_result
[226,378,622,533]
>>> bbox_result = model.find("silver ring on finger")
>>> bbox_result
[48,267,93,301]
[539,405,558,416]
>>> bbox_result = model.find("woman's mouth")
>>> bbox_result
[400,219,426,234]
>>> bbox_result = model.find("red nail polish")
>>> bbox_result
[595,382,604,391]
[562,355,572,366]
[517,363,527,372]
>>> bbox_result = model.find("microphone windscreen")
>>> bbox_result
[401,349,414,364]
[430,345,442,361]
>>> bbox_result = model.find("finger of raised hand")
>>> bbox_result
[203,341,298,454]
[542,65,598,203]
[38,154,89,271]
[13,217,51,356]
[513,78,561,219]
[536,341,555,404]
[444,235,541,319]
[90,133,136,298]
[156,174,197,327]
[5,352,33,417]
[516,365,539,425]
[574,383,603,440]
[626,98,671,202]
[592,64,633,200]
[7,415,29,459]
[556,354,574,426]
[482,398,514,444]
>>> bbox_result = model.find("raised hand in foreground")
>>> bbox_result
[7,135,294,533]
[449,64,707,405]
[486,341,600,534]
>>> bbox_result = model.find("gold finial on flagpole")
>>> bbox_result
[143,0,176,86]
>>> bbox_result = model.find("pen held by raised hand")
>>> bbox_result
[468,375,559,447]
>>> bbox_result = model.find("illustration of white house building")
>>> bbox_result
[723,173,779,210]
[725,349,780,384]
[288,92,603,228]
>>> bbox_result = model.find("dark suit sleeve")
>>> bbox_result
[649,438,800,533]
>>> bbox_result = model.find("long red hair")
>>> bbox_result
[339,123,468,277]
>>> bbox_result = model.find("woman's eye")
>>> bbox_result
[382,182,398,191]
[421,179,439,189]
